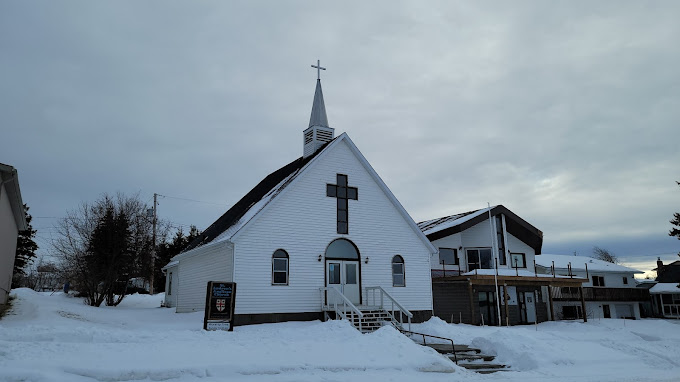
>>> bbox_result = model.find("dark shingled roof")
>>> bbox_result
[417,205,544,255]
[183,138,335,252]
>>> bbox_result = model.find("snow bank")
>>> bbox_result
[0,289,458,382]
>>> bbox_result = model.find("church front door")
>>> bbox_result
[326,260,360,305]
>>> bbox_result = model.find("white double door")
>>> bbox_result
[326,260,360,305]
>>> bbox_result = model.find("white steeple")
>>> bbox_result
[303,60,335,158]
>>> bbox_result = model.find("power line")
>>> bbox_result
[156,194,230,207]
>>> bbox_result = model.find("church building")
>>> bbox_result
[163,63,436,327]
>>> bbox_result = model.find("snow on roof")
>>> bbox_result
[161,260,179,270]
[536,254,642,273]
[649,282,680,294]
[418,206,494,236]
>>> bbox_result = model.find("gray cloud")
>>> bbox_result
[2,1,678,271]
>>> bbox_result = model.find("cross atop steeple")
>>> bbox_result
[311,59,326,80]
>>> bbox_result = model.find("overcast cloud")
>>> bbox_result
[2,1,679,273]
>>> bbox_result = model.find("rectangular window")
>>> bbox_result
[439,248,458,265]
[622,277,628,285]
[392,263,405,286]
[495,215,507,266]
[592,275,605,287]
[326,184,336,197]
[603,304,611,318]
[273,258,288,285]
[510,253,526,268]
[467,248,492,270]
[328,263,341,284]
[168,272,172,295]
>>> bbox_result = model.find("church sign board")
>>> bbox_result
[203,281,236,331]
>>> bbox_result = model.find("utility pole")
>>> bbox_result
[150,193,157,295]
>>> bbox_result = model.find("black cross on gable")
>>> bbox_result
[326,174,358,234]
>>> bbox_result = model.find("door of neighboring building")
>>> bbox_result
[524,292,537,323]
[603,304,611,318]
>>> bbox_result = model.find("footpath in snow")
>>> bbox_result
[1,288,679,382]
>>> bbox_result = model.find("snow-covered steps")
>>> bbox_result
[346,308,396,333]
[421,342,510,374]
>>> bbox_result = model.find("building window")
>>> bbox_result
[392,255,405,287]
[592,275,605,287]
[495,215,507,266]
[272,249,289,285]
[510,253,526,268]
[622,277,628,285]
[168,272,172,295]
[467,248,493,270]
[439,248,458,265]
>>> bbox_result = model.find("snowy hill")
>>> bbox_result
[1,288,679,381]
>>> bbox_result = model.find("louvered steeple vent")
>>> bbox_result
[303,61,335,158]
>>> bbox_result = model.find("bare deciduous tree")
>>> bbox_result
[592,246,618,264]
[52,192,165,306]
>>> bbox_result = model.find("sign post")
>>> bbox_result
[203,281,236,331]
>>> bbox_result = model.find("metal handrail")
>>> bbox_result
[365,286,412,331]
[320,287,364,332]
[398,328,459,364]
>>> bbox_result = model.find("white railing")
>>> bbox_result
[320,286,364,332]
[365,286,412,332]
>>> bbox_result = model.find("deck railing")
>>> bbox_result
[365,286,412,332]
[551,286,650,302]
[320,286,364,332]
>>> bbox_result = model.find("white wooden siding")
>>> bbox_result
[505,232,536,269]
[429,215,537,273]
[429,233,463,272]
[164,265,178,308]
[232,139,433,314]
[175,241,233,313]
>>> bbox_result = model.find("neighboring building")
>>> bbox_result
[650,258,680,318]
[418,205,585,326]
[654,259,680,283]
[536,254,648,320]
[649,282,680,319]
[163,73,436,327]
[0,163,27,305]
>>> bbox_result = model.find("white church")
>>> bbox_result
[163,63,436,328]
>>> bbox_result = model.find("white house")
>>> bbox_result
[163,73,436,327]
[0,163,27,305]
[535,254,647,320]
[418,205,584,325]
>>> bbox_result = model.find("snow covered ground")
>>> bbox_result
[1,289,679,382]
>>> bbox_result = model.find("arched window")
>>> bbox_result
[272,249,289,285]
[325,238,360,260]
[392,255,405,287]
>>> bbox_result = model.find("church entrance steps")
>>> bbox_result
[404,331,509,374]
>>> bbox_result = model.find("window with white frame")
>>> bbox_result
[272,249,289,285]
[467,248,493,270]
[439,248,458,265]
[392,255,405,287]
[592,275,605,287]
[510,253,527,268]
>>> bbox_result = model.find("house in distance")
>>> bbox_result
[163,63,436,328]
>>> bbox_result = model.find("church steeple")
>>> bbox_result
[303,60,335,158]
[308,79,329,128]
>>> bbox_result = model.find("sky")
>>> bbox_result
[2,1,679,276]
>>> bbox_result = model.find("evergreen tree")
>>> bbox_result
[85,205,133,307]
[13,204,38,278]
[153,225,200,292]
[670,181,680,256]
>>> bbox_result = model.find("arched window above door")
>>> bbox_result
[325,238,359,260]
